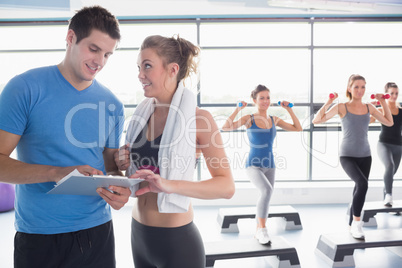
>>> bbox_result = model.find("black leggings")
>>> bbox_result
[377,141,402,195]
[131,218,205,268]
[340,156,372,225]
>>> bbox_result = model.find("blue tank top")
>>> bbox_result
[379,108,402,146]
[246,114,277,168]
[340,104,371,157]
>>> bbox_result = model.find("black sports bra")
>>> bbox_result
[130,123,162,174]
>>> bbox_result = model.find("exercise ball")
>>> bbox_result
[0,183,15,212]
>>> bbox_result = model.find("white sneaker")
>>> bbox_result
[255,227,271,245]
[350,220,365,240]
[384,194,393,207]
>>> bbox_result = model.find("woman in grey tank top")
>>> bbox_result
[312,74,393,240]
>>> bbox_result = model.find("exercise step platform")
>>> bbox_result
[205,236,300,268]
[346,200,402,227]
[217,205,302,233]
[315,228,402,267]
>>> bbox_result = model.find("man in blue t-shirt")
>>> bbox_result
[0,6,131,268]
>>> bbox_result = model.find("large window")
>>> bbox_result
[1,18,401,182]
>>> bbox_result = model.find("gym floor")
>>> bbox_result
[1,202,401,267]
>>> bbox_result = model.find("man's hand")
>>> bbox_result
[96,186,131,210]
[75,165,104,176]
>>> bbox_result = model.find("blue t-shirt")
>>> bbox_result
[0,65,125,234]
[246,115,277,168]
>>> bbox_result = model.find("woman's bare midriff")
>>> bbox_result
[132,190,194,228]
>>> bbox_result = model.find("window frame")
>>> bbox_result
[1,16,401,182]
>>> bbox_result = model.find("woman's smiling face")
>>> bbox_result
[387,86,399,103]
[137,48,169,98]
[348,79,366,100]
[254,90,271,110]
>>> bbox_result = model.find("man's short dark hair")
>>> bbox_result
[69,6,121,44]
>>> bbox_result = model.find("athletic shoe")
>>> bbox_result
[350,220,365,240]
[255,227,271,245]
[384,194,393,207]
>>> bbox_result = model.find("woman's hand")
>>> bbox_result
[279,100,292,110]
[370,100,380,106]
[312,92,341,125]
[222,102,248,131]
[114,143,130,171]
[373,93,387,101]
[328,92,338,102]
[237,101,247,110]
[130,169,172,196]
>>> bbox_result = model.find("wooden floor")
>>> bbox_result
[1,202,401,267]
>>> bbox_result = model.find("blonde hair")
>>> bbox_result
[140,35,200,84]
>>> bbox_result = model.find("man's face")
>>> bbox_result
[67,29,118,88]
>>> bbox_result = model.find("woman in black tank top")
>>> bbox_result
[372,82,402,207]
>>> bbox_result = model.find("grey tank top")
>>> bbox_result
[340,104,371,157]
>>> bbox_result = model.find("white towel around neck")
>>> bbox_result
[126,83,196,213]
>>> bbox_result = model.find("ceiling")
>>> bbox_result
[0,0,401,21]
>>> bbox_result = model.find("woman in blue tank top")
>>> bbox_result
[222,85,302,244]
[370,82,402,207]
[313,74,393,240]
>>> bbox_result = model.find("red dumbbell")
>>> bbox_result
[329,93,337,99]
[371,93,390,99]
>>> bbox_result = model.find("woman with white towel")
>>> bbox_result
[114,35,235,268]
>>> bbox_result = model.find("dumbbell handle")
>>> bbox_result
[278,101,294,108]
[371,94,390,99]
